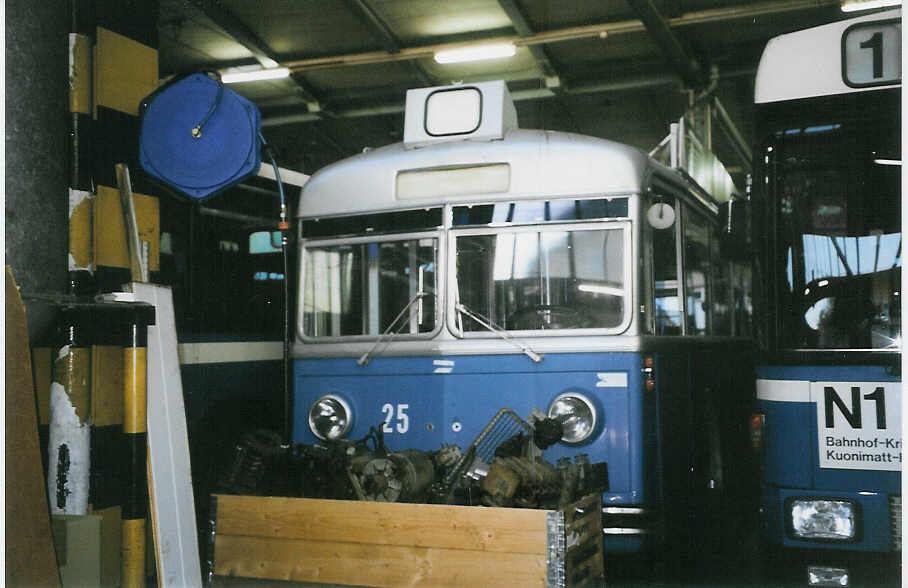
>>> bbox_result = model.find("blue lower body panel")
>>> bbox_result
[757,364,901,584]
[294,352,644,505]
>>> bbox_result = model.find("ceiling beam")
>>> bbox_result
[625,0,707,89]
[497,0,561,87]
[261,66,757,127]
[187,0,324,111]
[344,0,434,86]
[278,0,836,73]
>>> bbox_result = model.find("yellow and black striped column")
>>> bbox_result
[47,309,92,515]
[121,311,149,588]
[68,1,95,295]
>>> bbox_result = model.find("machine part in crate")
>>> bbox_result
[533,418,564,450]
[218,429,283,495]
[440,408,535,495]
[434,444,462,468]
[481,459,521,504]
[464,455,489,481]
[298,441,364,500]
[358,449,436,502]
[482,456,561,508]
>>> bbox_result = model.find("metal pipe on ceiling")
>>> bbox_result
[261,67,756,127]
[625,0,706,89]
[278,0,836,73]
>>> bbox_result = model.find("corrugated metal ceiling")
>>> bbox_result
[156,0,847,180]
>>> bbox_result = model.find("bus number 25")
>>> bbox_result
[382,403,409,433]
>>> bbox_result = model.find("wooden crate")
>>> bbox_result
[209,493,603,587]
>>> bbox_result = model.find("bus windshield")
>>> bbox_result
[765,114,901,350]
[455,225,626,332]
[302,237,438,338]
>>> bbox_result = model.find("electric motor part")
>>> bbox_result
[357,449,436,502]
[481,456,561,508]
[439,408,535,498]
[218,429,283,495]
[533,417,564,449]
[434,444,463,469]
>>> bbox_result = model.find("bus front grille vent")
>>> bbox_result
[889,495,901,551]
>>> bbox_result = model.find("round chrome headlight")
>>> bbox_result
[547,393,597,444]
[308,395,352,441]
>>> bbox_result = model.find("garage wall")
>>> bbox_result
[5,0,70,341]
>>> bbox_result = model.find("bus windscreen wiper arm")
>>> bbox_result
[455,303,543,363]
[357,292,430,367]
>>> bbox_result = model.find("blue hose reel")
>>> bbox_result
[139,73,262,201]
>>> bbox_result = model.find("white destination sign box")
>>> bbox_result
[813,381,901,471]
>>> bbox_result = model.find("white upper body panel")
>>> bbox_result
[754,8,900,104]
[296,129,651,219]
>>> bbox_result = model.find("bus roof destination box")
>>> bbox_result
[403,80,518,149]
[754,8,900,104]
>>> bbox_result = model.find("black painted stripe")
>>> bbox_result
[121,431,147,520]
[89,424,126,509]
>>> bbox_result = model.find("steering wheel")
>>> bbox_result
[507,304,581,330]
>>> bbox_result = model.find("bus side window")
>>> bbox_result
[683,207,710,335]
[652,196,681,335]
[710,229,731,335]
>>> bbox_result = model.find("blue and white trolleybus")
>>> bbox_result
[751,9,901,587]
[292,80,757,577]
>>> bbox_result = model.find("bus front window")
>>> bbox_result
[768,120,901,350]
[303,238,437,338]
[455,226,626,332]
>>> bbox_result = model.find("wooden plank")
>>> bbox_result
[132,283,202,587]
[564,495,604,587]
[214,494,548,555]
[214,534,547,588]
[568,550,604,587]
[5,267,61,587]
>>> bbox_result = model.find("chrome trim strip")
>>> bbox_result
[602,507,647,515]
[179,341,283,365]
[293,335,648,358]
[756,379,811,403]
[603,528,650,535]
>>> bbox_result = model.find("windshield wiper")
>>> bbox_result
[455,303,543,363]
[358,292,430,367]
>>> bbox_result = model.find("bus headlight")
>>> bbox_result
[308,395,352,441]
[547,393,597,444]
[789,499,857,541]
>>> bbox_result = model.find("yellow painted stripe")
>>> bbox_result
[69,33,92,114]
[93,185,160,271]
[123,347,146,434]
[69,189,93,271]
[121,517,146,588]
[94,27,158,117]
[92,345,124,427]
[54,347,92,425]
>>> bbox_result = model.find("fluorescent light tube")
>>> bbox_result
[434,43,516,64]
[221,67,291,84]
[841,0,900,12]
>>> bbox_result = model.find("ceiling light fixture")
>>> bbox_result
[434,43,516,64]
[840,0,901,12]
[221,67,291,84]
